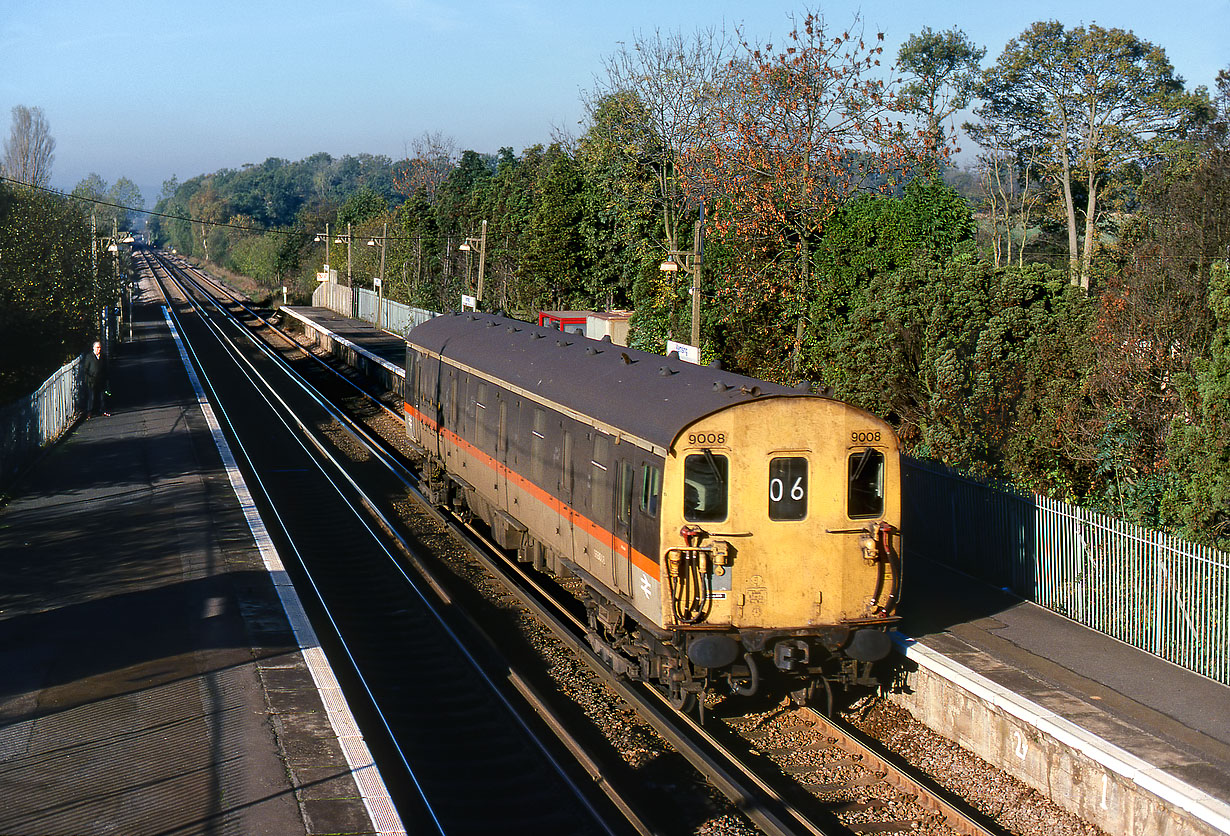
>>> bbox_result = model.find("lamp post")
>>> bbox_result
[92,214,135,342]
[659,203,704,351]
[325,223,353,288]
[313,222,332,281]
[343,222,352,288]
[367,222,387,330]
[458,219,487,307]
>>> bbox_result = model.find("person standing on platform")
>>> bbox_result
[82,340,109,417]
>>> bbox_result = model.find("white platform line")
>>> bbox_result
[163,307,406,836]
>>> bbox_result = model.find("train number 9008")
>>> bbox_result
[851,430,882,444]
[688,432,726,446]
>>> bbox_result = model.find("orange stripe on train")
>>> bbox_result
[404,403,659,575]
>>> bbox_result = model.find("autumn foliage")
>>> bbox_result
[682,13,921,378]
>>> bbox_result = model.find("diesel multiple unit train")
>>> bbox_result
[402,312,901,709]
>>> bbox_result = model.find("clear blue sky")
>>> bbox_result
[3,0,1227,212]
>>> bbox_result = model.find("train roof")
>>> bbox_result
[407,312,809,453]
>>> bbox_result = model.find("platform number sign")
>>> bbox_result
[768,457,808,520]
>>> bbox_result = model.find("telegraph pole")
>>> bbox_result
[691,204,703,350]
[476,219,487,304]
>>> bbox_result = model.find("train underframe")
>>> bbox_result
[582,589,895,714]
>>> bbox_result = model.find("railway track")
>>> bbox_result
[141,251,638,835]
[141,251,1017,836]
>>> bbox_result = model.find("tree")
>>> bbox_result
[68,174,143,236]
[71,172,108,205]
[336,187,387,227]
[586,27,731,256]
[971,22,1197,289]
[579,91,685,345]
[807,177,976,392]
[394,130,457,203]
[1164,262,1230,548]
[1087,66,1230,524]
[107,178,143,229]
[836,251,1094,490]
[972,136,1048,268]
[72,174,121,239]
[896,27,985,169]
[692,9,918,379]
[0,182,113,401]
[2,105,55,188]
[519,146,588,311]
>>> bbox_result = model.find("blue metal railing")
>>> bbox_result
[0,358,84,490]
[310,281,437,335]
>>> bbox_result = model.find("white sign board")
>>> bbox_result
[461,294,477,312]
[666,339,700,365]
[373,277,382,289]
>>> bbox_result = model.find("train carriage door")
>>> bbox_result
[404,349,421,446]
[632,461,661,597]
[614,460,635,597]
[558,427,576,562]
[587,434,616,590]
[496,399,508,506]
[441,370,458,463]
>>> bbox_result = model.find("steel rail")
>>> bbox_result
[149,257,447,835]
[164,255,407,425]
[150,253,636,836]
[798,707,1004,836]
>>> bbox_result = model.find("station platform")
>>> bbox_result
[279,306,408,370]
[0,280,395,834]
[899,556,1230,834]
[284,302,1230,835]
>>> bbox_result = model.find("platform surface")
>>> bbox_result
[0,283,379,835]
[282,306,408,370]
[902,556,1230,807]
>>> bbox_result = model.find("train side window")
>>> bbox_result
[590,435,609,489]
[768,457,808,521]
[617,462,634,525]
[683,453,728,522]
[640,465,661,517]
[848,448,885,518]
[531,408,547,484]
[590,435,611,514]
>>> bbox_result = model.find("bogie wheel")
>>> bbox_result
[792,676,834,715]
[667,682,697,713]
